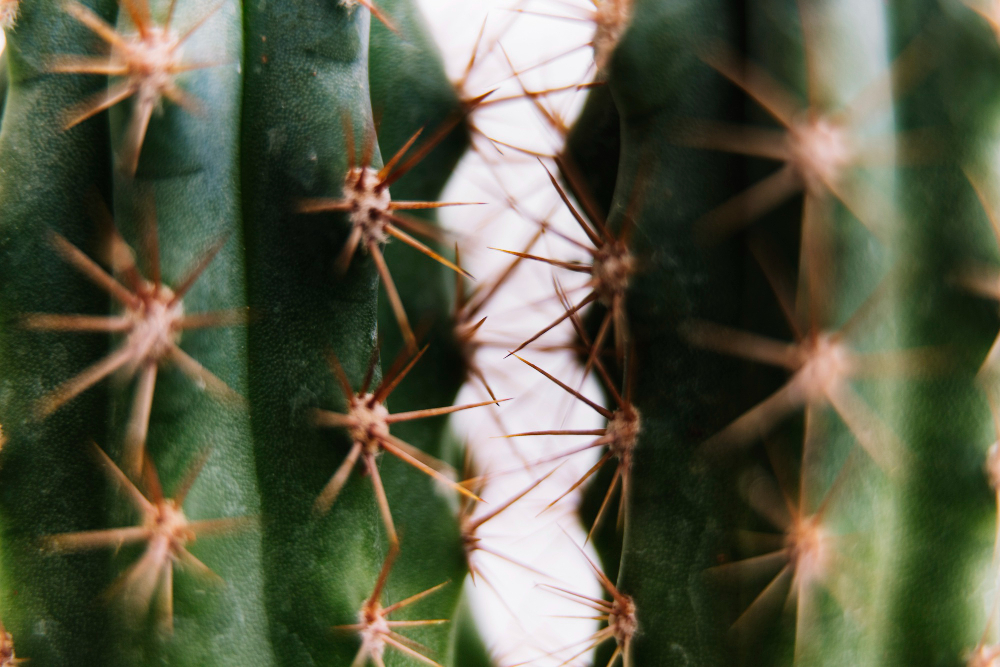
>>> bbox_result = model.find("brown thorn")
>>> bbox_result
[388,200,485,211]
[356,0,400,36]
[385,398,512,424]
[119,95,156,177]
[383,211,455,245]
[313,441,363,516]
[748,234,804,341]
[538,159,604,248]
[164,0,179,30]
[35,343,139,420]
[370,241,418,354]
[587,465,622,545]
[485,137,555,159]
[162,83,206,117]
[20,314,133,333]
[324,349,356,402]
[373,344,428,404]
[141,451,164,505]
[312,409,358,429]
[335,225,364,275]
[176,308,250,331]
[62,80,137,132]
[378,127,424,183]
[168,345,243,403]
[478,81,604,108]
[62,1,129,48]
[382,90,494,190]
[88,440,155,515]
[511,352,613,419]
[383,434,460,479]
[169,234,231,305]
[47,56,130,76]
[670,118,790,162]
[175,1,226,46]
[489,247,591,273]
[699,378,805,460]
[382,581,451,616]
[679,319,802,371]
[382,636,444,667]
[554,155,612,242]
[694,164,803,245]
[541,452,613,514]
[48,231,139,309]
[123,362,158,481]
[468,466,561,533]
[506,291,599,357]
[173,447,213,506]
[699,42,802,128]
[385,222,474,279]
[381,437,484,503]
[368,457,400,560]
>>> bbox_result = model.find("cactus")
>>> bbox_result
[12,0,1000,666]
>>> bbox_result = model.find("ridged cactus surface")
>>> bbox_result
[8,0,1000,666]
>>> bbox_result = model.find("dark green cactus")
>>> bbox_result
[12,0,1000,666]
[0,0,480,664]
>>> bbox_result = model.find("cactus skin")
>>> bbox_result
[565,83,621,217]
[13,0,1000,665]
[880,2,1000,664]
[0,50,8,124]
[241,2,385,664]
[0,1,117,664]
[104,1,275,664]
[367,0,474,662]
[730,3,900,665]
[602,0,747,663]
[452,594,495,667]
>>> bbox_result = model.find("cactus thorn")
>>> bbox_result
[708,446,858,653]
[26,199,241,479]
[334,551,449,667]
[341,0,399,35]
[53,0,226,176]
[300,116,480,354]
[684,233,924,471]
[502,157,638,362]
[684,29,932,243]
[460,463,559,585]
[312,346,501,539]
[0,0,19,29]
[505,352,638,541]
[0,618,24,667]
[524,530,635,667]
[504,0,631,77]
[42,442,249,635]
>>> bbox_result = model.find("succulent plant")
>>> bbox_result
[10,0,1000,665]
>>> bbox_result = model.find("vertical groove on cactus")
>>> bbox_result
[106,1,273,662]
[241,2,383,664]
[605,0,746,663]
[368,0,481,661]
[0,1,118,662]
[10,0,1000,665]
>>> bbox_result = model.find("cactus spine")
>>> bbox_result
[10,0,1000,666]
